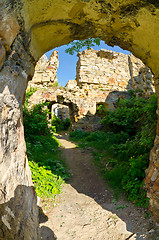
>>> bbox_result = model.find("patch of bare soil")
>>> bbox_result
[39,133,159,240]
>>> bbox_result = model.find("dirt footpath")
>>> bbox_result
[39,134,159,240]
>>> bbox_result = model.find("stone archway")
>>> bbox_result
[51,103,70,121]
[1,0,159,238]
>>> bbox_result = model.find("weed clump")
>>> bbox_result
[51,116,71,132]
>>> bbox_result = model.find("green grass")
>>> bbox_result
[29,161,63,199]
[26,133,70,200]
[70,94,157,207]
[26,135,70,181]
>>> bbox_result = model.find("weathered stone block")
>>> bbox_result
[76,49,154,95]
[0,93,40,239]
[0,44,6,70]
[0,13,19,48]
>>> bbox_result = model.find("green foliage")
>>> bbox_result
[23,95,70,199]
[63,118,71,130]
[122,154,149,207]
[29,161,63,199]
[69,130,90,140]
[24,87,37,106]
[70,94,157,207]
[23,102,50,143]
[65,38,101,55]
[96,104,107,115]
[52,81,59,88]
[101,97,146,135]
[26,135,70,181]
[51,116,63,132]
[51,116,71,132]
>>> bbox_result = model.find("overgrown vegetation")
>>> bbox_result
[52,81,59,88]
[23,88,69,200]
[96,104,107,116]
[70,93,157,207]
[51,116,71,132]
[24,86,37,106]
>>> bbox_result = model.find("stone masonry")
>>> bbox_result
[51,103,70,121]
[28,51,59,88]
[29,49,154,131]
[76,49,154,94]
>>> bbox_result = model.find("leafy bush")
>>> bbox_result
[24,86,37,106]
[70,94,157,207]
[69,130,90,139]
[23,97,70,200]
[101,97,147,136]
[51,116,63,132]
[96,104,107,115]
[23,102,50,143]
[63,118,71,130]
[51,116,71,132]
[29,161,63,199]
[122,154,149,207]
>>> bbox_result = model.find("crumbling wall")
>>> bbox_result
[52,103,70,121]
[27,51,59,89]
[29,49,155,131]
[76,49,154,95]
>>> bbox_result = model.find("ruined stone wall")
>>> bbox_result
[27,51,59,89]
[76,49,154,95]
[29,49,155,132]
[0,3,39,239]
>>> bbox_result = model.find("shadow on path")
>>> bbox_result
[0,185,57,240]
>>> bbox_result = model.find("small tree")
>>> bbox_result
[65,38,101,55]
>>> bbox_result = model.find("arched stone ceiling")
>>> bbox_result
[10,0,159,77]
[1,1,159,232]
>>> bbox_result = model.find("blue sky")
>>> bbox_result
[45,40,130,87]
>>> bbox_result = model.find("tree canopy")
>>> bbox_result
[65,38,101,55]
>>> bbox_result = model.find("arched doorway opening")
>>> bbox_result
[1,1,159,238]
[51,103,70,122]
